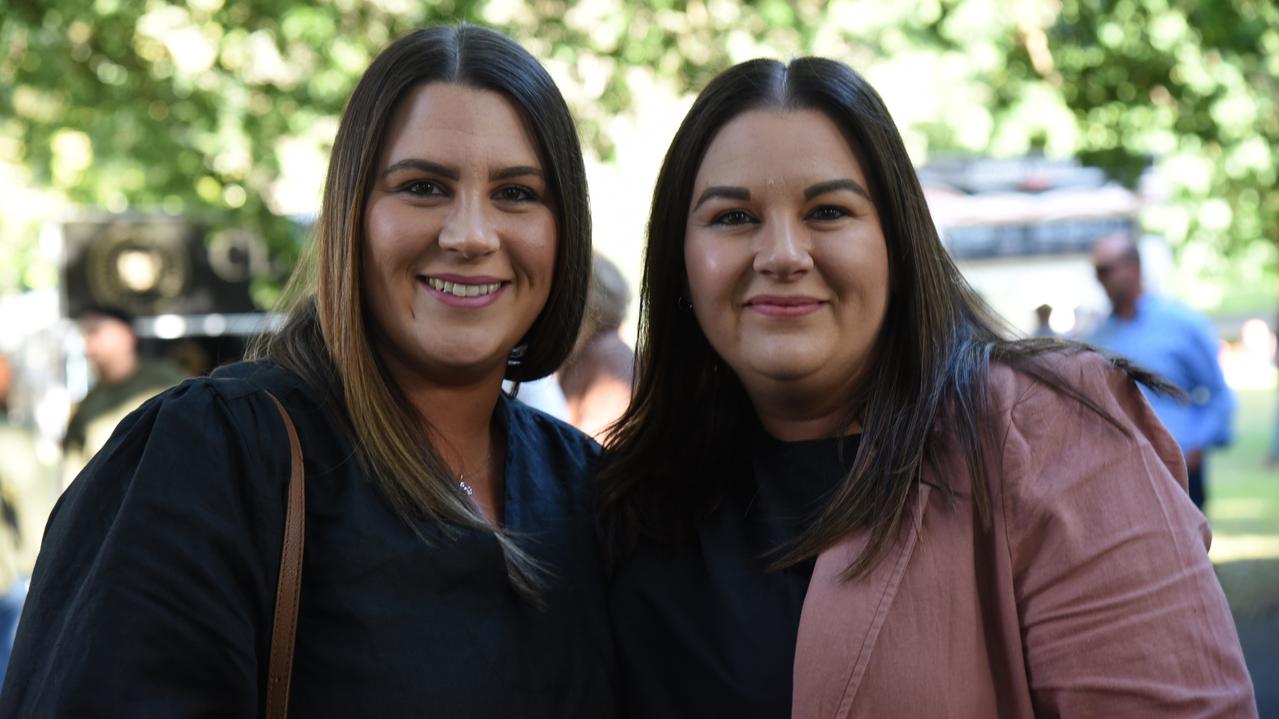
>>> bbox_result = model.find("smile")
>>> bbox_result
[745,295,825,318]
[424,277,504,298]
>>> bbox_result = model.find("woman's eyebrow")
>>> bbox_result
[490,165,545,181]
[691,186,750,211]
[804,178,870,201]
[380,159,544,183]
[381,158,459,180]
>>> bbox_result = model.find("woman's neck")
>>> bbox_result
[382,355,509,523]
[743,379,862,442]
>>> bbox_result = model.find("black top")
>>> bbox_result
[609,428,857,718]
[1,362,617,718]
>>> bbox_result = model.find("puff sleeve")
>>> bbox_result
[0,380,292,717]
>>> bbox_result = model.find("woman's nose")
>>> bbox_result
[753,217,813,278]
[438,200,499,257]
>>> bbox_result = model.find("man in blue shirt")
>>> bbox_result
[1088,233,1235,509]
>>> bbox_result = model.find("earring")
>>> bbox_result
[507,343,527,367]
[677,295,693,310]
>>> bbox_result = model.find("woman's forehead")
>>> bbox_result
[378,83,544,171]
[693,109,869,191]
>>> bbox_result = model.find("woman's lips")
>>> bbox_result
[745,295,824,317]
[419,275,509,308]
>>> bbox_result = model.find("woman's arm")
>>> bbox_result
[0,380,290,715]
[1002,355,1255,717]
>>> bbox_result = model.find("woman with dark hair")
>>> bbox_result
[3,25,615,716]
[602,57,1254,717]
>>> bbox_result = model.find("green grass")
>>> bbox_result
[1207,387,1279,619]
[1210,275,1279,323]
[1208,388,1279,542]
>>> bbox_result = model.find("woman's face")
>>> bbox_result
[362,82,557,387]
[684,108,890,410]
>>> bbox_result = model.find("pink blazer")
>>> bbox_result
[793,352,1256,718]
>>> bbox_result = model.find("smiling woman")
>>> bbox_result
[601,57,1255,718]
[683,108,889,439]
[1,25,615,718]
[362,83,558,415]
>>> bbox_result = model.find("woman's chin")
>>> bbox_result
[380,341,512,386]
[736,358,831,388]
[430,351,509,379]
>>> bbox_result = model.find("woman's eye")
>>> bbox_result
[808,206,848,221]
[711,209,755,226]
[401,180,443,197]
[495,185,538,203]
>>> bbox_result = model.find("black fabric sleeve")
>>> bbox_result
[0,379,290,717]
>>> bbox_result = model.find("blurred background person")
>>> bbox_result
[0,354,58,686]
[508,375,572,421]
[559,253,634,439]
[1088,232,1235,509]
[1032,303,1058,338]
[61,305,186,485]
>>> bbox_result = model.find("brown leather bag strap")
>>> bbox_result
[265,391,305,719]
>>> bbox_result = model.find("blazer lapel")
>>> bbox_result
[792,482,932,719]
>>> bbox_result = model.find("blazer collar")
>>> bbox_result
[792,482,932,719]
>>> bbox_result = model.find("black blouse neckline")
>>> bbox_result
[609,423,861,719]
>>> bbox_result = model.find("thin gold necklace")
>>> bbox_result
[455,426,502,498]
[456,446,492,498]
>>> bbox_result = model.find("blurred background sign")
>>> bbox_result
[920,156,1152,337]
[923,156,1143,261]
[61,216,261,319]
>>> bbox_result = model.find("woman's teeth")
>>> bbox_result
[426,278,502,298]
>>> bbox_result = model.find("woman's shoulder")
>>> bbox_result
[973,357,1250,717]
[986,346,1140,419]
[55,367,296,533]
[85,361,309,450]
[106,363,300,456]
[504,394,601,462]
[206,359,312,403]
[198,360,340,434]
[501,396,601,516]
[982,346,1186,505]
[68,360,339,498]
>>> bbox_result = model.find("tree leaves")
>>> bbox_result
[0,0,1275,301]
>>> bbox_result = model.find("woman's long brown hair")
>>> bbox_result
[598,57,1170,579]
[251,25,591,601]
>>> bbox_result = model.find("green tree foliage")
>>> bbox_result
[0,0,1275,302]
[0,0,484,299]
[1002,0,1279,259]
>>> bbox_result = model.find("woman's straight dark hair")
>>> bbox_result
[251,24,591,601]
[598,57,1165,578]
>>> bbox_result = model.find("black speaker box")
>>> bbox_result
[61,217,258,318]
